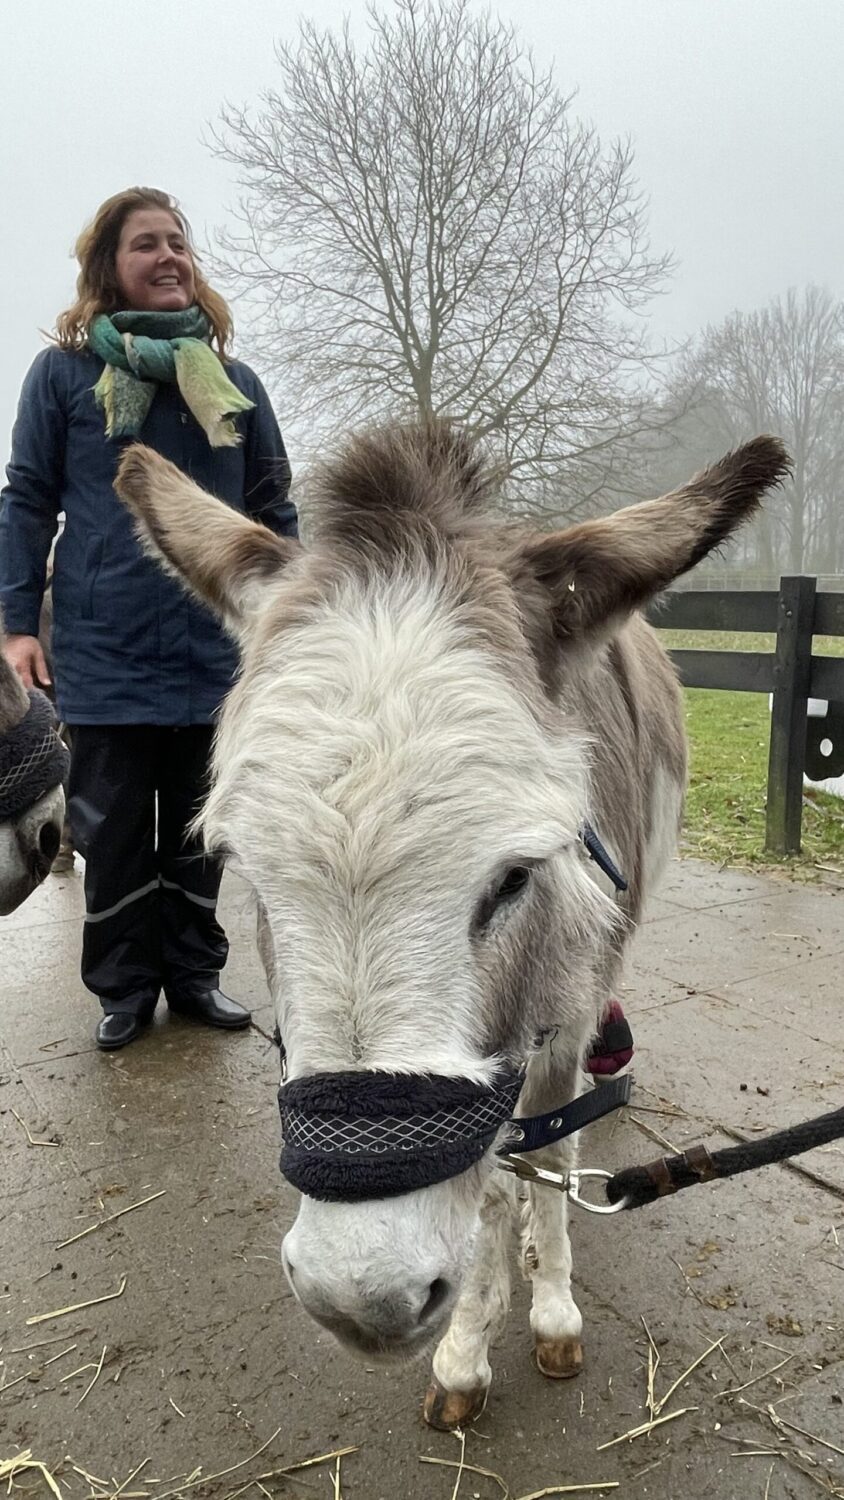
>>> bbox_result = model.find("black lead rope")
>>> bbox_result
[606,1103,844,1209]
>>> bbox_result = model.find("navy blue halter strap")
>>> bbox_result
[580,822,628,892]
[500,1073,631,1156]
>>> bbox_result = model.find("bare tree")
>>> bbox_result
[669,286,844,576]
[211,0,670,506]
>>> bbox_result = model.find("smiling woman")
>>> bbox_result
[0,186,298,1051]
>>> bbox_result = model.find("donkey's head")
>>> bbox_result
[0,625,66,914]
[115,425,787,1359]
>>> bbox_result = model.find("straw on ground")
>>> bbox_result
[26,1277,128,1327]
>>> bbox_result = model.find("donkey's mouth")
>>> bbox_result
[311,1309,450,1366]
[0,871,40,916]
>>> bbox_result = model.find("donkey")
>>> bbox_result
[0,619,67,914]
[114,425,787,1428]
[38,583,76,872]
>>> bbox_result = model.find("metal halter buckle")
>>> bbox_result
[497,1158,628,1215]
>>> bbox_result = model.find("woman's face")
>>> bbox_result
[114,208,196,312]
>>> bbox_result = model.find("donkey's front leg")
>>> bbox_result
[522,1133,583,1378]
[423,1171,517,1430]
[518,1038,589,1380]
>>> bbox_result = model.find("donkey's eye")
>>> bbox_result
[475,864,532,931]
[495,866,531,902]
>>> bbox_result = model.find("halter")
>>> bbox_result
[278,1064,630,1202]
[0,690,69,822]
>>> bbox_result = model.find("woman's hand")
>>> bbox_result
[2,634,51,690]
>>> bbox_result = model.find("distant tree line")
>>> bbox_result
[638,285,844,582]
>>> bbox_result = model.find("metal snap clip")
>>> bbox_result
[567,1168,628,1215]
[497,1158,627,1214]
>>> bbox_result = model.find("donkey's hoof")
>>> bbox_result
[423,1378,489,1430]
[535,1336,583,1379]
[51,848,75,875]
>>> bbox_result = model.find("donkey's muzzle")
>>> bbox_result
[283,1235,455,1357]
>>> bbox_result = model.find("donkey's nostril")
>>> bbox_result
[39,822,61,861]
[419,1277,451,1325]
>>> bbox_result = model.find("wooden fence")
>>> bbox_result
[647,577,844,856]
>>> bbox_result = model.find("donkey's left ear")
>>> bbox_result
[114,445,299,639]
[510,437,790,642]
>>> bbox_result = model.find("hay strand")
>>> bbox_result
[10,1109,59,1148]
[43,1345,77,1368]
[256,1446,359,1481]
[26,1276,127,1326]
[419,1456,510,1498]
[155,1430,282,1499]
[767,1406,844,1459]
[597,1407,698,1450]
[68,1462,111,1490]
[110,1458,152,1500]
[0,1452,63,1500]
[75,1345,107,1409]
[56,1193,166,1250]
[641,1318,660,1420]
[450,1429,467,1500]
[0,1371,32,1395]
[654,1336,725,1416]
[8,1337,69,1354]
[515,1487,620,1498]
[719,1355,794,1397]
[628,1115,680,1154]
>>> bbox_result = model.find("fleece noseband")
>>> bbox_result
[279,1066,526,1202]
[0,690,69,822]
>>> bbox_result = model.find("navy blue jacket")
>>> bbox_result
[0,347,296,724]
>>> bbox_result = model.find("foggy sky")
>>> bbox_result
[2,0,843,454]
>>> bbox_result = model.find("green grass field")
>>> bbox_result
[656,630,844,879]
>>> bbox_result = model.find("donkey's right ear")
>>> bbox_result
[114,445,298,639]
[509,436,789,643]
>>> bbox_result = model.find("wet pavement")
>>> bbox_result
[1,858,842,1500]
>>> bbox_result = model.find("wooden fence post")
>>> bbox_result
[765,575,817,855]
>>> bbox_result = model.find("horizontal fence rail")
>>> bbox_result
[650,590,780,632]
[669,649,776,693]
[646,577,844,856]
[650,588,844,649]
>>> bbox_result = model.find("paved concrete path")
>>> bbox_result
[1,858,842,1500]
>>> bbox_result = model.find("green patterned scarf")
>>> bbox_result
[89,308,254,447]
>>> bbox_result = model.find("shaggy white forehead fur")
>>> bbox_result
[199,570,597,1078]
